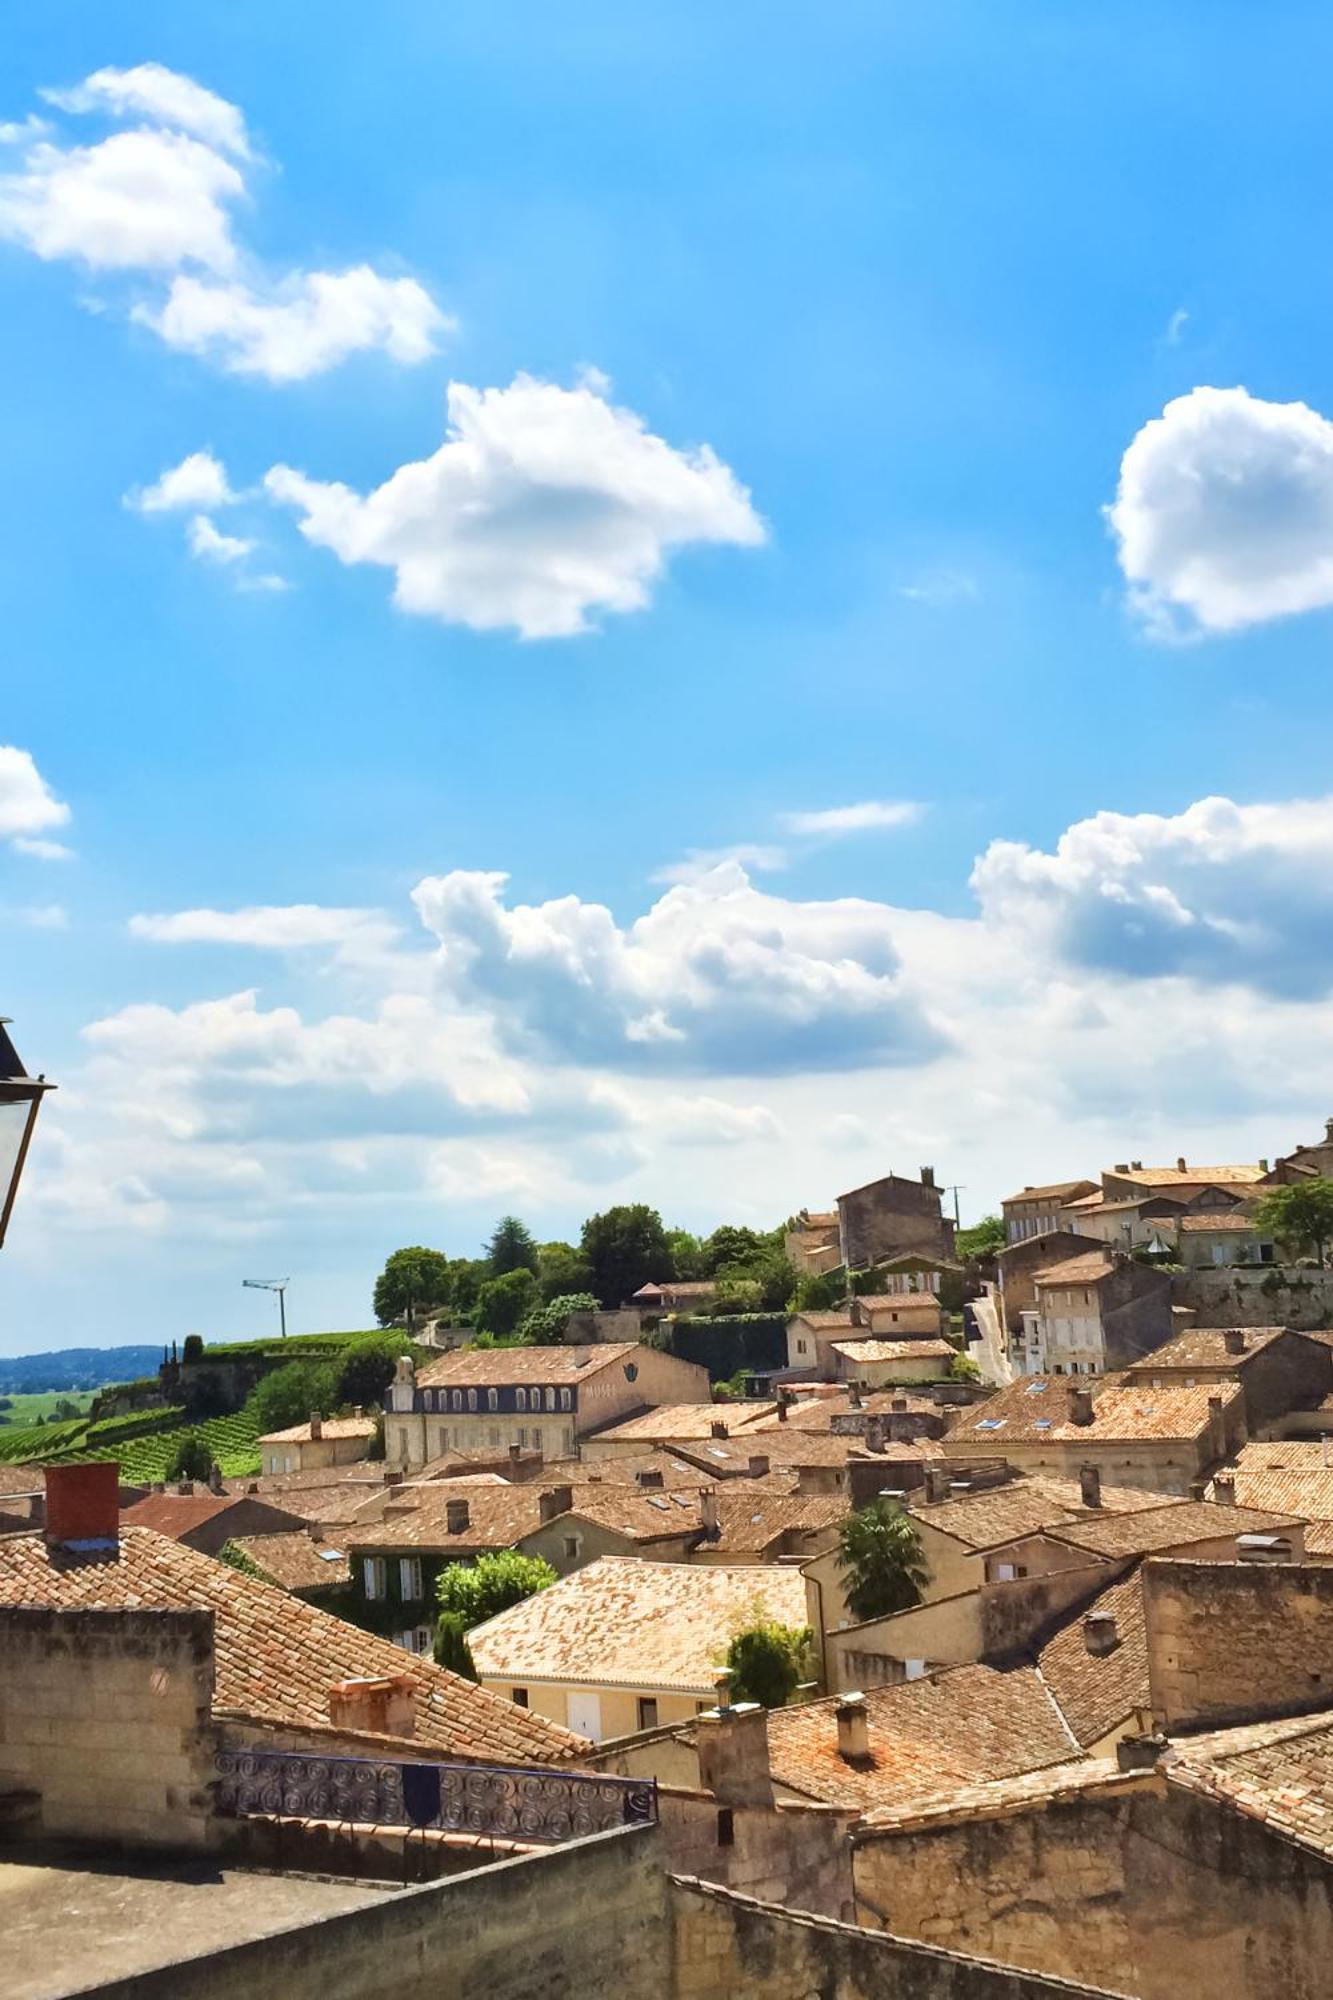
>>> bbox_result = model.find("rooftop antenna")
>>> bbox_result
[243,1277,289,1340]
[942,1184,966,1228]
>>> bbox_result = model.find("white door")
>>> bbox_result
[566,1691,604,1740]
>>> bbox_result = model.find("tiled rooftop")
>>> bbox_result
[258,1416,376,1445]
[750,1388,942,1433]
[665,1429,868,1471]
[829,1339,954,1365]
[417,1343,639,1388]
[859,1753,1123,1832]
[1037,1570,1148,1747]
[120,1493,282,1539]
[546,1488,704,1543]
[1047,1498,1300,1560]
[1218,1467,1333,1521]
[704,1492,848,1555]
[853,1294,944,1313]
[343,1485,551,1551]
[1113,1164,1266,1187]
[589,1402,776,1443]
[1032,1254,1113,1287]
[227,1530,352,1592]
[790,1312,858,1331]
[469,1555,808,1694]
[1176,1213,1261,1233]
[0,1526,584,1763]
[944,1376,1241,1446]
[764,1664,1079,1810]
[1002,1180,1098,1207]
[1123,1326,1287,1371]
[1170,1710,1333,1863]
[914,1476,1170,1553]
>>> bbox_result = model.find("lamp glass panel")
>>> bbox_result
[0,1098,32,1217]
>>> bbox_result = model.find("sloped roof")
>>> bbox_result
[853,1294,944,1313]
[343,1485,551,1552]
[0,1526,583,1764]
[1123,1326,1288,1371]
[469,1555,807,1695]
[1037,1570,1148,1747]
[1032,1254,1114,1287]
[1168,1709,1333,1863]
[1001,1180,1099,1208]
[704,1492,848,1555]
[1112,1165,1266,1187]
[228,1531,352,1593]
[763,1663,1079,1810]
[589,1402,776,1443]
[417,1343,640,1388]
[829,1340,954,1365]
[944,1377,1241,1447]
[1047,1498,1300,1560]
[259,1417,376,1445]
[119,1493,301,1539]
[749,1388,942,1433]
[538,1488,703,1543]
[914,1477,1169,1553]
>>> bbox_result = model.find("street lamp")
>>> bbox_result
[0,1019,53,1249]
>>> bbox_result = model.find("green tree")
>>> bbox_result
[580,1204,673,1306]
[248,1359,336,1435]
[949,1349,982,1383]
[434,1610,478,1679]
[793,1269,846,1312]
[837,1498,930,1621]
[166,1431,214,1481]
[518,1293,601,1346]
[956,1215,1006,1261]
[537,1240,594,1302]
[445,1256,490,1318]
[486,1214,540,1277]
[475,1267,540,1338]
[335,1333,407,1411]
[1253,1177,1333,1269]
[373,1246,452,1327]
[436,1549,558,1629]
[666,1228,707,1279]
[725,1617,812,1709]
[703,1224,764,1274]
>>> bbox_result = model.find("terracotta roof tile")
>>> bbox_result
[1047,1499,1299,1560]
[828,1340,954,1365]
[469,1555,808,1695]
[1124,1326,1287,1371]
[538,1489,703,1543]
[852,1294,944,1312]
[229,1530,352,1593]
[121,1493,268,1538]
[704,1492,848,1556]
[944,1376,1241,1447]
[0,1526,583,1764]
[1032,1255,1114,1287]
[749,1389,943,1433]
[258,1417,376,1445]
[1169,1711,1333,1862]
[589,1403,776,1444]
[1001,1181,1099,1207]
[914,1477,1169,1553]
[1113,1165,1265,1187]
[1037,1570,1149,1746]
[417,1343,640,1388]
[344,1485,550,1552]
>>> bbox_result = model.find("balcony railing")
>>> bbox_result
[216,1747,656,1846]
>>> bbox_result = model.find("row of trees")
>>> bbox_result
[373,1207,802,1330]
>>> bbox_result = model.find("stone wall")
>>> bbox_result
[0,1605,216,1848]
[1144,1558,1333,1731]
[852,1769,1333,2000]
[839,1175,953,1272]
[1172,1265,1333,1330]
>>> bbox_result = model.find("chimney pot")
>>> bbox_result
[328,1674,416,1740]
[445,1498,471,1534]
[890,1396,908,1412]
[920,1166,936,1189]
[1083,1610,1118,1657]
[1079,1463,1102,1509]
[538,1484,573,1524]
[1326,1116,1333,1144]
[1213,1471,1236,1506]
[700,1486,720,1539]
[1259,1159,1269,1174]
[1114,1164,1129,1175]
[1116,1732,1167,1773]
[747,1453,770,1478]
[509,1444,522,1464]
[695,1695,772,1806]
[710,1420,729,1440]
[1223,1329,1246,1355]
[865,1417,886,1454]
[776,1391,790,1424]
[848,1382,863,1409]
[836,1693,873,1765]
[43,1462,121,1548]
[1067,1385,1095,1426]
[924,1464,950,1504]
[1177,1157,1188,1174]
[1131,1161,1143,1172]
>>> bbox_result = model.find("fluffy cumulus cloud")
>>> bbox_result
[410,860,941,1071]
[0,65,445,380]
[972,792,1333,994]
[129,450,236,513]
[0,746,70,855]
[1109,386,1333,635]
[265,372,765,637]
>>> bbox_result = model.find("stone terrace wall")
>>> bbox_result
[0,1605,216,1848]
[1143,1559,1333,1731]
[1173,1266,1333,1330]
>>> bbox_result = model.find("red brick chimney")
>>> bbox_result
[328,1675,416,1739]
[44,1461,120,1547]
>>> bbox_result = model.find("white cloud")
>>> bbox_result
[1108,386,1333,635]
[971,792,1333,994]
[15,903,67,929]
[265,372,765,638]
[187,514,253,564]
[781,800,923,837]
[1164,307,1189,346]
[652,843,787,885]
[411,859,941,1073]
[130,450,236,513]
[0,65,446,381]
[12,837,73,861]
[130,903,399,962]
[43,63,252,159]
[236,572,290,594]
[140,267,448,382]
[896,569,978,607]
[0,747,69,851]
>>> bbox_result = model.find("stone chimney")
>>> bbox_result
[445,1497,471,1535]
[538,1484,574,1524]
[636,1468,664,1490]
[1326,1116,1333,1144]
[710,1420,729,1440]
[700,1486,720,1540]
[747,1453,771,1478]
[1177,1157,1188,1174]
[696,1696,773,1807]
[328,1675,416,1740]
[924,1463,951,1504]
[309,1413,323,1441]
[864,1417,886,1454]
[208,1461,224,1495]
[1259,1159,1269,1174]
[1212,1470,1236,1506]
[848,1381,863,1410]
[836,1693,873,1765]
[776,1390,790,1425]
[920,1166,936,1189]
[1083,1610,1119,1657]
[1067,1385,1095,1426]
[1079,1463,1102,1509]
[890,1396,908,1412]
[1114,1163,1129,1175]
[1116,1732,1167,1773]
[509,1444,523,1466]
[44,1462,120,1548]
[1207,1394,1228,1459]
[1223,1329,1246,1356]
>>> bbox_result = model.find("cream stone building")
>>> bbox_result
[469,1554,809,1742]
[260,1412,377,1478]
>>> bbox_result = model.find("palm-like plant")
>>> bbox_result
[837,1498,930,1622]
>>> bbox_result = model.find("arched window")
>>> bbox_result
[423,1390,434,1412]
[559,1388,572,1411]
[545,1386,556,1412]
[466,1388,477,1411]
[516,1387,527,1412]
[452,1390,463,1411]
[487,1388,498,1411]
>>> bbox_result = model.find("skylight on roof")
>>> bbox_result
[318,1547,344,1560]
[976,1418,1006,1431]
[1025,1381,1049,1395]
[671,1494,693,1509]
[648,1495,670,1510]
[1033,1420,1051,1431]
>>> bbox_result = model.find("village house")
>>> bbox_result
[836,1167,957,1269]
[119,1488,308,1557]
[579,1400,776,1458]
[826,1337,956,1389]
[225,1528,353,1603]
[630,1278,721,1316]
[259,1411,377,1478]
[1174,1209,1276,1267]
[784,1209,843,1275]
[1002,1180,1100,1244]
[468,1554,809,1742]
[941,1375,1246,1494]
[1018,1249,1174,1376]
[785,1309,857,1372]
[1120,1324,1332,1435]
[848,1290,945,1338]
[385,1341,710,1469]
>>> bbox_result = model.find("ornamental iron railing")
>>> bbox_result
[215,1747,656,1845]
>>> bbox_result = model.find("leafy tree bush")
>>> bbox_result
[537,1240,595,1302]
[166,1430,214,1481]
[703,1224,766,1273]
[248,1360,336,1435]
[725,1617,812,1708]
[838,1498,929,1621]
[334,1334,405,1411]
[793,1269,846,1312]
[436,1550,558,1629]
[956,1215,1006,1261]
[666,1228,707,1279]
[475,1267,540,1338]
[517,1293,601,1346]
[182,1335,205,1364]
[486,1214,540,1276]
[949,1350,982,1383]
[373,1246,453,1326]
[365,1412,386,1461]
[1254,1178,1333,1269]
[580,1204,672,1306]
[434,1610,478,1679]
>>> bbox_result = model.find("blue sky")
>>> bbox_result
[4,5,1333,1350]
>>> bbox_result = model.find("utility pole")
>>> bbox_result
[243,1277,290,1339]
[943,1185,966,1227]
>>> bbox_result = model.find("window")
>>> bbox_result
[512,1687,529,1707]
[363,1557,387,1600]
[637,1697,659,1731]
[563,1535,581,1561]
[489,1427,501,1446]
[532,1427,543,1450]
[452,1390,463,1412]
[716,1807,734,1846]
[399,1557,423,1601]
[559,1388,572,1411]
[545,1386,556,1412]
[994,1562,1026,1582]
[422,1390,434,1412]
[467,1389,478,1411]
[487,1388,498,1411]
[796,1338,807,1355]
[516,1388,527,1412]
[904,1659,927,1681]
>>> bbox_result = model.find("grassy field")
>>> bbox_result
[0,1389,97,1428]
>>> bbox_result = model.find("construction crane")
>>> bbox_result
[242,1277,289,1340]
